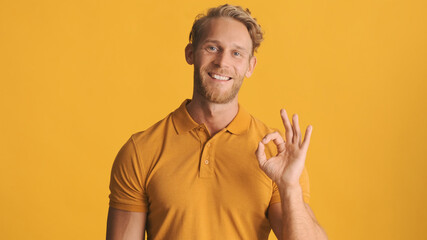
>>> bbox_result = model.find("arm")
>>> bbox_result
[107,136,148,239]
[268,197,327,240]
[106,207,147,240]
[257,109,327,240]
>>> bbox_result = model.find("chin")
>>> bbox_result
[202,87,240,104]
[194,71,242,104]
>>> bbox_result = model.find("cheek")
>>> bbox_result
[236,62,250,76]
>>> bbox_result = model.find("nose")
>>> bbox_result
[213,52,231,68]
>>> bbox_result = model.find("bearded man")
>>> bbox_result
[107,4,327,240]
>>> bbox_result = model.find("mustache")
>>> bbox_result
[205,68,233,77]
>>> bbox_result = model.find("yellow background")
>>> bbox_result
[1,0,426,239]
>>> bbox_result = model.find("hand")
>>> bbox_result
[256,109,313,187]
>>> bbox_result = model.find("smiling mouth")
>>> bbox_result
[208,72,232,81]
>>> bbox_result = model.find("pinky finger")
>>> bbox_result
[301,125,313,151]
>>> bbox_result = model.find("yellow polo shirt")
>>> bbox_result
[109,99,310,240]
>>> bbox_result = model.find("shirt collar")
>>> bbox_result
[172,99,251,135]
[224,104,251,135]
[172,99,200,134]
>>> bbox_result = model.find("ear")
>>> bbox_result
[245,56,257,78]
[185,43,194,65]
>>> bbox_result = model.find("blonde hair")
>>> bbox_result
[189,4,264,54]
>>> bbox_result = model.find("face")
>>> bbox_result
[185,17,257,104]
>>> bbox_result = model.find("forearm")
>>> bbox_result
[279,185,327,240]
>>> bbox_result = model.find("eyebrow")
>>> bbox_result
[202,39,249,53]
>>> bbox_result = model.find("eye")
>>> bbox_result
[233,51,241,57]
[207,46,218,52]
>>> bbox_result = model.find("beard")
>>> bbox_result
[193,65,244,104]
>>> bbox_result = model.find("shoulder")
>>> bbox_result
[130,112,174,146]
[115,112,171,152]
[114,112,175,173]
[246,113,284,157]
[247,114,280,137]
[114,112,174,165]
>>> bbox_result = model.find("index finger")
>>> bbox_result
[262,131,286,153]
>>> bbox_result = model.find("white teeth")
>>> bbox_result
[212,74,230,80]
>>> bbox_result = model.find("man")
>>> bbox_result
[107,4,327,240]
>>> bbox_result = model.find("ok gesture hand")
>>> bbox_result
[256,109,313,188]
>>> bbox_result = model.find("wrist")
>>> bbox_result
[278,183,303,201]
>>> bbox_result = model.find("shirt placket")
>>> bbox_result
[196,126,214,178]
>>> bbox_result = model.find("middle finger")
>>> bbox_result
[280,109,293,143]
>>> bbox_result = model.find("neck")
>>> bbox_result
[186,94,239,136]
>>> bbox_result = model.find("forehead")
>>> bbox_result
[200,17,252,51]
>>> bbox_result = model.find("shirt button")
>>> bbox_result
[204,160,209,165]
[206,143,210,147]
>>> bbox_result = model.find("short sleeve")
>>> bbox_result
[269,166,311,205]
[109,135,148,212]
